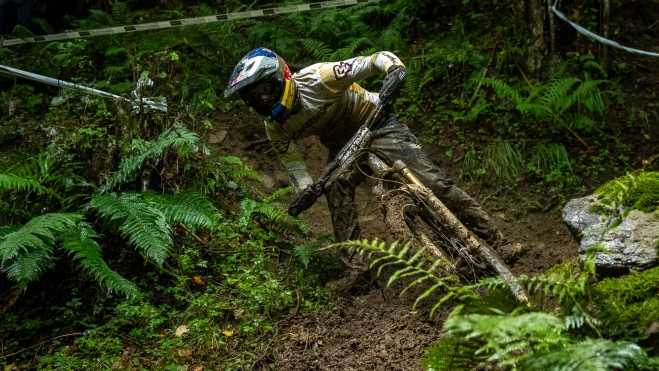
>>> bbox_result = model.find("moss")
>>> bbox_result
[595,266,659,336]
[545,258,581,276]
[594,172,659,212]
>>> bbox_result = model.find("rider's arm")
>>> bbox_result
[265,124,313,194]
[317,51,405,93]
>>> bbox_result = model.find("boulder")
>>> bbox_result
[563,196,659,270]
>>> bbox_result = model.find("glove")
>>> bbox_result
[379,66,407,104]
[288,184,321,217]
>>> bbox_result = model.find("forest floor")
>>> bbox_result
[206,109,579,370]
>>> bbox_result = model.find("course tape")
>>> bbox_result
[549,4,659,57]
[0,0,380,47]
[0,64,168,111]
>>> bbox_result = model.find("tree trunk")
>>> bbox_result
[548,0,556,55]
[599,0,610,73]
[527,0,547,76]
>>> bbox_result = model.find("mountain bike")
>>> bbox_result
[287,103,529,302]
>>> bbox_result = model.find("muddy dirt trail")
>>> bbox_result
[206,109,579,370]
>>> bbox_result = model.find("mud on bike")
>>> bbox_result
[287,103,529,302]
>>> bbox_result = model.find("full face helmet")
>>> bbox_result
[224,47,300,124]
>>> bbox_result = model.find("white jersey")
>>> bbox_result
[264,51,404,192]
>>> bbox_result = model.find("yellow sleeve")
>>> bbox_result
[317,51,405,93]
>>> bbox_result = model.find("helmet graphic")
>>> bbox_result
[224,47,300,124]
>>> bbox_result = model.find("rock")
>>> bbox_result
[208,130,228,144]
[261,174,275,189]
[563,196,659,270]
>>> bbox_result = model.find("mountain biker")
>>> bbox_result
[224,47,509,282]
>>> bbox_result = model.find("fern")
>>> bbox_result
[145,191,218,230]
[239,196,307,235]
[111,1,133,26]
[109,80,134,94]
[422,336,484,371]
[31,18,53,34]
[300,38,333,61]
[518,339,659,371]
[0,214,82,287]
[106,124,199,189]
[330,37,373,61]
[331,239,464,317]
[60,222,139,298]
[294,234,333,268]
[443,311,567,367]
[87,193,172,265]
[379,10,408,50]
[0,173,52,195]
[263,186,294,204]
[482,62,610,135]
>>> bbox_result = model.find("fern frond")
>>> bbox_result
[482,78,523,104]
[31,18,53,34]
[444,312,566,366]
[263,187,294,204]
[0,173,52,195]
[60,223,139,298]
[294,243,319,268]
[104,47,126,56]
[568,79,607,117]
[239,197,307,235]
[108,124,199,188]
[560,112,597,131]
[300,38,333,61]
[0,225,21,238]
[330,37,373,61]
[422,336,484,371]
[535,77,580,113]
[518,339,659,371]
[146,191,218,230]
[331,239,456,316]
[109,81,134,94]
[0,214,82,287]
[88,9,112,25]
[111,1,133,26]
[87,193,172,265]
[103,66,126,74]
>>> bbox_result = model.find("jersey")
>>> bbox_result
[263,51,404,193]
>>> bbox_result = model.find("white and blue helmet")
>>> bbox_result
[224,48,300,123]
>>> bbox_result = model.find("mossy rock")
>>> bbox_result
[594,172,659,212]
[595,266,659,336]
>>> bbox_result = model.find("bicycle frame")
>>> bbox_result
[287,104,529,303]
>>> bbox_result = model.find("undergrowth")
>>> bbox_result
[335,239,659,370]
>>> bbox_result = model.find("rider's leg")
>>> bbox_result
[369,114,504,247]
[325,149,370,269]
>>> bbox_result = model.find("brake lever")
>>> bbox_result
[287,183,323,217]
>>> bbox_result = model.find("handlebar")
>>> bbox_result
[287,102,386,217]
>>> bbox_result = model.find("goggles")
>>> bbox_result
[239,77,283,114]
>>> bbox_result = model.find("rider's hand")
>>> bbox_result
[288,184,320,217]
[379,66,407,104]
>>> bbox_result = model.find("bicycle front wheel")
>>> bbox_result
[379,186,529,303]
